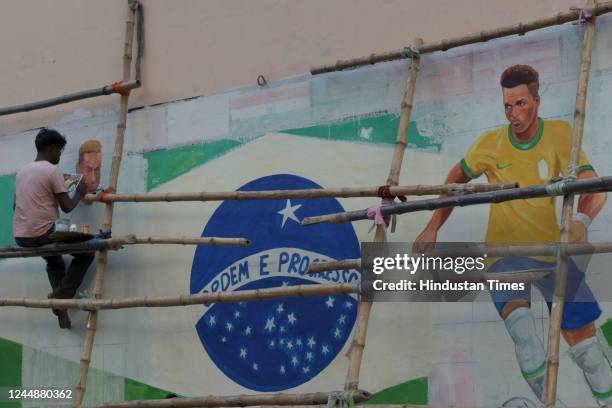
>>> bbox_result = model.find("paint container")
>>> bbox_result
[69,224,78,232]
[54,219,69,232]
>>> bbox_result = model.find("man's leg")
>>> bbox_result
[489,257,545,401]
[15,233,71,328]
[54,253,95,299]
[556,259,610,403]
[42,256,66,292]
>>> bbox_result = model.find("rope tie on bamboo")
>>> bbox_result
[401,45,420,60]
[570,6,596,23]
[545,175,576,196]
[367,203,387,231]
[111,81,131,96]
[327,390,357,408]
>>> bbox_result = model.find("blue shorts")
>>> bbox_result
[488,256,601,330]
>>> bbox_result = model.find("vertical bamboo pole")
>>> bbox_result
[74,2,137,406]
[543,3,596,405]
[344,39,423,391]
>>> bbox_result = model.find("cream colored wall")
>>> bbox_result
[0,0,582,135]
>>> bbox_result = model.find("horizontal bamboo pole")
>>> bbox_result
[82,390,371,408]
[0,235,250,258]
[0,80,140,116]
[310,1,612,74]
[0,283,359,311]
[84,182,518,203]
[302,177,612,226]
[307,259,361,274]
[308,241,612,273]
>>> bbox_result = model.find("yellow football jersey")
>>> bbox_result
[461,118,593,245]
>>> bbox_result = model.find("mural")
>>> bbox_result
[192,174,360,391]
[2,14,612,407]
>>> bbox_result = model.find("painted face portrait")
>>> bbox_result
[76,140,102,193]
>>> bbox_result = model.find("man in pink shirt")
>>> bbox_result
[13,128,93,329]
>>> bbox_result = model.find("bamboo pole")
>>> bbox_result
[81,390,371,408]
[0,81,140,117]
[344,38,423,392]
[83,182,518,203]
[307,259,362,274]
[75,2,138,405]
[310,1,612,74]
[301,177,612,226]
[544,4,596,404]
[0,283,359,311]
[0,235,250,259]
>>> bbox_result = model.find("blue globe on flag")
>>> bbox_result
[190,174,361,391]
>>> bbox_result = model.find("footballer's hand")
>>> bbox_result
[568,219,588,243]
[413,226,437,254]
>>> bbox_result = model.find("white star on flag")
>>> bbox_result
[240,348,247,359]
[277,199,302,228]
[280,365,286,374]
[208,315,216,327]
[325,297,335,308]
[252,362,259,371]
[243,326,252,336]
[307,337,316,348]
[287,312,297,325]
[264,317,276,332]
[276,303,284,314]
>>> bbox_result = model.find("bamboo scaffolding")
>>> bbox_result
[544,4,597,404]
[301,177,612,226]
[310,1,612,74]
[0,235,250,259]
[75,2,138,405]
[344,38,423,393]
[84,182,518,203]
[81,390,371,408]
[0,81,140,117]
[446,269,552,283]
[0,283,359,311]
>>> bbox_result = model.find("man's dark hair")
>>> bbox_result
[500,64,540,97]
[35,128,67,152]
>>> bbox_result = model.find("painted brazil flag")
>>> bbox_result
[191,174,361,391]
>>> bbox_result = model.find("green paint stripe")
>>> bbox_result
[124,377,177,400]
[522,362,545,380]
[282,113,442,152]
[144,140,242,191]
[601,319,612,346]
[0,174,16,246]
[577,164,595,173]
[0,337,22,408]
[593,384,612,400]
[360,377,428,405]
[460,158,482,179]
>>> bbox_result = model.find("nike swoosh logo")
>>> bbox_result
[496,163,512,170]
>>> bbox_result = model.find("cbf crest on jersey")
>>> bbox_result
[190,174,361,391]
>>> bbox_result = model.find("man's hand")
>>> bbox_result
[568,219,588,243]
[413,226,438,254]
[76,180,87,196]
